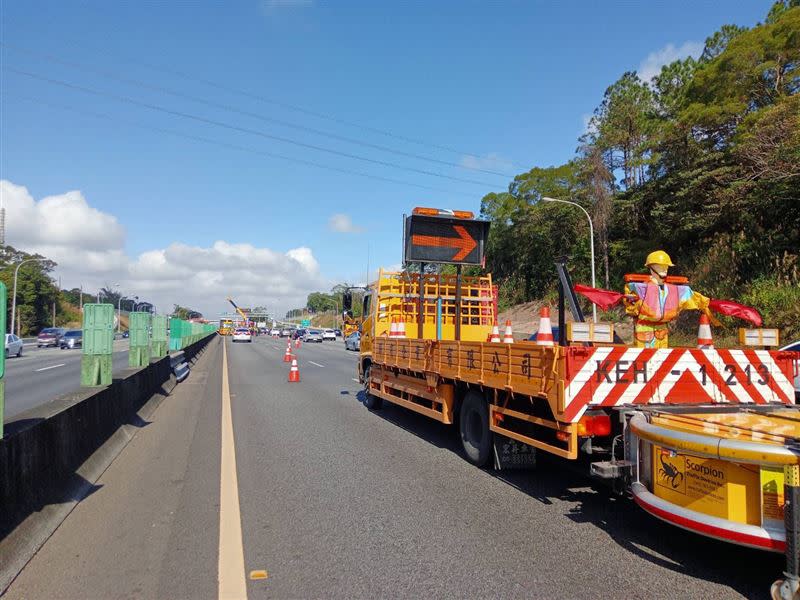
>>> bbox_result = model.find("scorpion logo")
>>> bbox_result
[658,454,684,489]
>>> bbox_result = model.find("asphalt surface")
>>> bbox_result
[3,339,130,420]
[4,335,784,599]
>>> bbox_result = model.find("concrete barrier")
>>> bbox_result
[0,333,217,593]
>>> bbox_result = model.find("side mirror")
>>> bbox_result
[342,291,352,311]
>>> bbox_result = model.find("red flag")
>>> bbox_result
[574,284,625,311]
[709,299,763,327]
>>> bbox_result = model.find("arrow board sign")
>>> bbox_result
[404,214,489,265]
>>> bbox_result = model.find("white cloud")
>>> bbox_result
[581,113,598,136]
[328,213,363,234]
[1,180,325,317]
[460,152,514,174]
[638,41,704,81]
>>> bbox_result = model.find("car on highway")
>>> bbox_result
[303,330,323,343]
[322,329,336,341]
[269,328,280,337]
[333,328,342,337]
[780,340,800,400]
[37,327,66,348]
[292,328,307,340]
[60,330,83,350]
[232,327,252,343]
[344,331,360,351]
[280,328,294,337]
[5,334,23,357]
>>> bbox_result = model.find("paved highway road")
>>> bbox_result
[5,336,782,598]
[3,340,130,421]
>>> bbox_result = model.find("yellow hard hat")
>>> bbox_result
[645,250,674,267]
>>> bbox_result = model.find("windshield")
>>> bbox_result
[65,331,81,337]
[40,328,56,334]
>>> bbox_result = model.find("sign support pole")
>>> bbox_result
[455,264,462,341]
[418,262,425,339]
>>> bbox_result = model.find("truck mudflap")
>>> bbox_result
[626,409,800,598]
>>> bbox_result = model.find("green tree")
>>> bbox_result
[0,246,59,335]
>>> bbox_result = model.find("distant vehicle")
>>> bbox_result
[122,330,130,338]
[280,328,293,337]
[780,341,800,399]
[303,330,323,343]
[322,329,336,341]
[60,329,83,349]
[5,334,23,357]
[37,327,66,348]
[333,328,342,337]
[344,331,360,351]
[270,328,280,337]
[292,328,307,340]
[232,327,252,343]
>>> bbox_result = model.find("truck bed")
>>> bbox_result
[371,338,797,424]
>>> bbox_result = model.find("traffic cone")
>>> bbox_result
[295,337,301,349]
[389,317,398,338]
[397,318,406,339]
[697,313,713,348]
[535,307,554,346]
[283,344,293,362]
[502,320,514,344]
[489,323,501,343]
[288,358,300,382]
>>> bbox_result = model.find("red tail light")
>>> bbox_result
[577,413,612,437]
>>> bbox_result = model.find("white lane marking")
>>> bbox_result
[35,363,66,372]
[352,378,360,383]
[218,341,248,600]
[308,361,325,368]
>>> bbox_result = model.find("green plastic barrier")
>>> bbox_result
[152,314,168,357]
[81,303,115,386]
[129,311,152,368]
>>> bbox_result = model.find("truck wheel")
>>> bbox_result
[459,390,491,467]
[363,365,382,410]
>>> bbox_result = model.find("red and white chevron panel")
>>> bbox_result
[561,347,796,422]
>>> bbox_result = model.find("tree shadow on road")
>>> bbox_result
[354,390,780,598]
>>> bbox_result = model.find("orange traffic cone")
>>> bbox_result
[697,313,713,348]
[535,307,554,346]
[389,317,398,338]
[489,323,501,343]
[283,344,293,362]
[295,337,301,349]
[288,358,300,382]
[502,320,514,344]
[397,318,406,339]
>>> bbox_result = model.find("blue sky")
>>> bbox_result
[0,0,772,316]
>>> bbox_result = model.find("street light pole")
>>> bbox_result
[117,295,127,333]
[11,258,46,336]
[542,197,597,323]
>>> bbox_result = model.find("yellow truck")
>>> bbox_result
[354,208,800,598]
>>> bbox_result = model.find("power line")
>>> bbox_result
[7,66,499,188]
[1,43,513,179]
[0,36,526,171]
[7,92,476,199]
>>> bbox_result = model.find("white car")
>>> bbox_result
[5,334,23,357]
[232,327,252,343]
[303,330,323,343]
[780,341,800,400]
[270,328,281,337]
[322,329,336,341]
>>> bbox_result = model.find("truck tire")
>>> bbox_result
[459,390,491,467]
[363,365,383,410]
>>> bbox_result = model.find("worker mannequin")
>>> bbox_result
[624,250,711,348]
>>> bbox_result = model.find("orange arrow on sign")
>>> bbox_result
[411,225,477,262]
